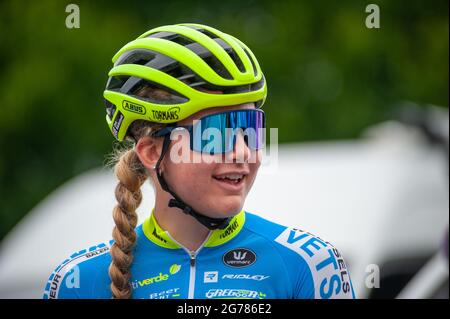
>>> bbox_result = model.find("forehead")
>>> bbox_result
[178,103,256,125]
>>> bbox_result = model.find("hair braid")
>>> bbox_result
[109,148,148,299]
[106,86,169,299]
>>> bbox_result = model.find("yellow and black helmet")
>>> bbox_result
[103,23,267,141]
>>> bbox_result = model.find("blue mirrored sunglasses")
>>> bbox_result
[152,109,266,154]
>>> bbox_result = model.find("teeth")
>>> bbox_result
[215,174,243,180]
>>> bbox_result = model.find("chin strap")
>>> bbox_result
[154,135,231,230]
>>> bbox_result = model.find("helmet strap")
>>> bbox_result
[154,135,231,230]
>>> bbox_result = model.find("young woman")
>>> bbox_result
[43,23,355,299]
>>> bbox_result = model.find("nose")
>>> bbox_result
[225,131,250,163]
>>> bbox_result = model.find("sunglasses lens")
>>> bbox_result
[191,109,265,154]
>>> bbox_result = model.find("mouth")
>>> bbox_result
[212,172,248,190]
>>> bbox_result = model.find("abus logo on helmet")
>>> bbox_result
[223,248,256,268]
[151,107,180,121]
[122,100,146,115]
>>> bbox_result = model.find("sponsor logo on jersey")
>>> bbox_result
[48,273,63,299]
[223,248,256,268]
[122,100,146,115]
[45,243,112,298]
[149,287,181,299]
[219,218,239,239]
[222,274,270,281]
[151,228,167,244]
[48,265,80,298]
[275,227,353,299]
[132,264,181,290]
[204,271,218,283]
[203,271,269,283]
[169,264,181,275]
[205,289,266,299]
[85,247,108,259]
[151,106,180,121]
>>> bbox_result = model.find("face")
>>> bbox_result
[139,103,262,219]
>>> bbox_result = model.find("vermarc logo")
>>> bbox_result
[223,248,256,268]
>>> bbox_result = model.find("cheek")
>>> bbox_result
[247,162,261,189]
[248,150,262,171]
[165,159,215,192]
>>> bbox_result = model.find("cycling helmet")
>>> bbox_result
[104,23,267,141]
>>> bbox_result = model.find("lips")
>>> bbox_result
[212,172,248,191]
[213,173,245,183]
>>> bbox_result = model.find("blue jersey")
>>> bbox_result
[43,210,355,299]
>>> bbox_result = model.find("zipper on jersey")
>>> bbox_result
[165,231,212,299]
[188,250,197,299]
[190,251,196,267]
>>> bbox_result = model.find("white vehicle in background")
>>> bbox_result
[0,105,448,299]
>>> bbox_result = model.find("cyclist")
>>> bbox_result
[43,23,355,299]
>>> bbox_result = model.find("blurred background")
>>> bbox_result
[0,0,448,298]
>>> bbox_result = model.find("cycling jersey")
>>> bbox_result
[43,210,355,299]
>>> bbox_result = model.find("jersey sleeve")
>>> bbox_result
[43,257,83,299]
[42,242,113,299]
[274,227,356,299]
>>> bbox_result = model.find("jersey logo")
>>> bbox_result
[204,271,219,283]
[222,274,270,281]
[234,251,247,260]
[275,227,353,299]
[152,228,168,244]
[131,264,182,290]
[149,287,181,299]
[205,289,266,299]
[44,242,112,299]
[222,248,256,268]
[219,218,239,239]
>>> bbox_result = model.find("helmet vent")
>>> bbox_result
[189,27,247,74]
[106,75,131,91]
[129,78,189,105]
[115,49,156,66]
[242,46,258,77]
[182,25,218,40]
[148,32,233,80]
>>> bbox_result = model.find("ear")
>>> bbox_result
[135,136,163,171]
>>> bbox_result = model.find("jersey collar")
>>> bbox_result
[142,209,246,249]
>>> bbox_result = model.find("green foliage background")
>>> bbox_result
[0,0,448,239]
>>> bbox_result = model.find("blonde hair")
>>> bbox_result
[106,85,167,299]
[105,83,222,298]
[108,150,144,297]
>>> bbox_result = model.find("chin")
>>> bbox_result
[204,199,244,218]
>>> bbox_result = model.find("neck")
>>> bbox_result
[153,196,211,252]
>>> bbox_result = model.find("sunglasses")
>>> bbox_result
[152,109,266,154]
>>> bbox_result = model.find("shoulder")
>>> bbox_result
[243,211,355,299]
[43,240,113,299]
